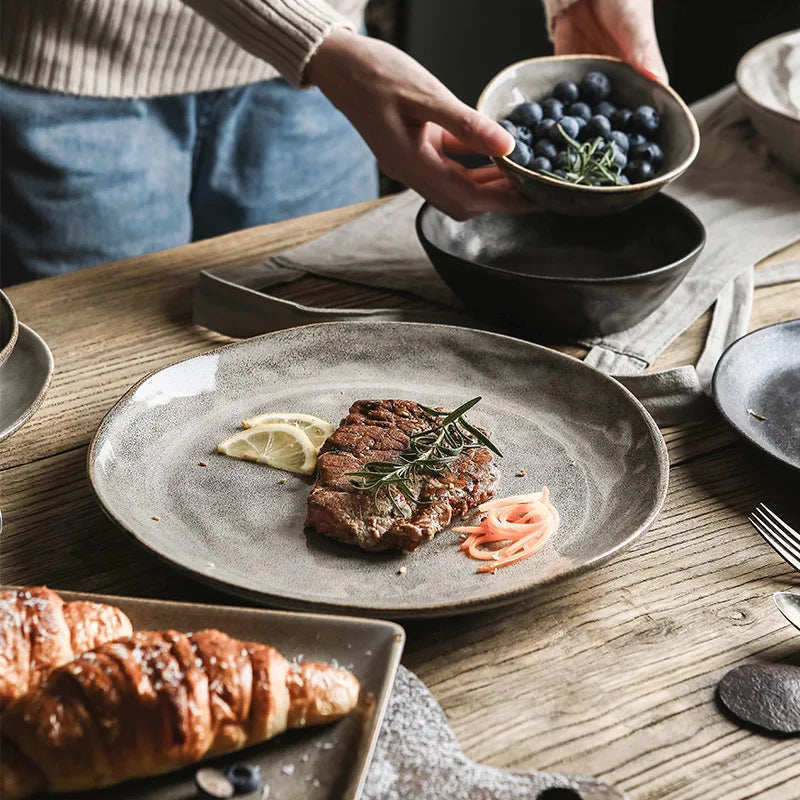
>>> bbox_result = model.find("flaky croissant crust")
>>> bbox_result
[1,628,360,797]
[0,586,133,709]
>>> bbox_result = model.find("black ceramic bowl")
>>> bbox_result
[416,194,705,339]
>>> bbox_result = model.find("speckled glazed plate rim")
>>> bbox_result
[2,586,405,800]
[736,29,800,126]
[477,54,701,194]
[416,197,706,285]
[712,318,800,471]
[0,322,55,443]
[0,289,19,367]
[88,322,669,618]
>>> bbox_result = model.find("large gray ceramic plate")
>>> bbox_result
[18,589,404,800]
[89,322,668,617]
[713,319,800,470]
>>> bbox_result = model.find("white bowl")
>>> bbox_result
[736,29,800,176]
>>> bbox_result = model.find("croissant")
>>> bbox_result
[0,586,133,709]
[0,628,361,799]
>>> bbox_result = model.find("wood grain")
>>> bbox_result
[1,201,798,800]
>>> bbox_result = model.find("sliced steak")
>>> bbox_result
[305,399,498,552]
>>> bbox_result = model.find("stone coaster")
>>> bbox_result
[364,667,626,800]
[718,663,800,734]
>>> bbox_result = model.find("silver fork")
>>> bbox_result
[749,503,800,571]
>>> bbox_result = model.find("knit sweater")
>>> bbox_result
[0,0,572,98]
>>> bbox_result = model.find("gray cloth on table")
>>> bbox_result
[364,665,627,800]
[195,85,800,427]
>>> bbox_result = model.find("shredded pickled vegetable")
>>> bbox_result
[452,488,558,574]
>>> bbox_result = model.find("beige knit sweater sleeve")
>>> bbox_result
[181,0,355,87]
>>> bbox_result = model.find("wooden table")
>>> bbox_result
[2,201,799,799]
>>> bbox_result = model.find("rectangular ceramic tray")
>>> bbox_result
[11,589,405,800]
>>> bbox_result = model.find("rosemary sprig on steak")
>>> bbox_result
[347,397,502,514]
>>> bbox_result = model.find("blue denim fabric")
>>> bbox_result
[0,79,378,285]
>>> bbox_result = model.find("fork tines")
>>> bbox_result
[749,503,800,572]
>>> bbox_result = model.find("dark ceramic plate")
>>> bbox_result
[10,589,404,800]
[0,289,19,368]
[0,322,55,442]
[712,319,800,470]
[417,195,705,339]
[89,322,668,618]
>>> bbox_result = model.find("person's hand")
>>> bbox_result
[306,29,535,220]
[552,0,668,84]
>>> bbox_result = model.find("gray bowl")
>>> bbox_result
[0,290,19,368]
[416,194,705,339]
[736,30,800,176]
[477,55,700,216]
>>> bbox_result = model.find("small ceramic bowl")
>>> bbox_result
[736,30,800,176]
[477,55,700,216]
[0,289,19,368]
[416,194,705,339]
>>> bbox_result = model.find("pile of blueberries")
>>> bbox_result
[500,71,664,185]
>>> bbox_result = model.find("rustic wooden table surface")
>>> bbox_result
[2,200,799,799]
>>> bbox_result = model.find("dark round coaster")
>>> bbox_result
[718,663,800,734]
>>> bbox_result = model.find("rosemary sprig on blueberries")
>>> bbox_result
[348,397,502,515]
[543,125,627,186]
[501,70,664,185]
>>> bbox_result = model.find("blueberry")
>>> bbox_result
[508,140,532,167]
[617,174,631,185]
[553,80,580,104]
[531,156,553,172]
[648,141,664,167]
[225,764,262,795]
[630,141,663,166]
[549,116,581,145]
[610,108,633,131]
[533,139,558,160]
[541,97,564,121]
[500,119,517,137]
[610,144,627,171]
[567,101,592,121]
[631,105,660,135]
[552,168,568,179]
[579,71,611,103]
[625,159,655,183]
[534,118,557,140]
[608,130,630,152]
[508,101,543,128]
[594,101,616,118]
[628,132,647,148]
[554,150,580,171]
[584,114,612,139]
[515,125,533,146]
[196,768,234,799]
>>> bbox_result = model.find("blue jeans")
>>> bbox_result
[0,79,378,285]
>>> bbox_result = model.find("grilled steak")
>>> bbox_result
[305,399,498,552]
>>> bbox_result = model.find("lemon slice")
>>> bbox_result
[241,412,334,451]
[217,423,317,475]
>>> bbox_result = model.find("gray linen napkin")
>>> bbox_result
[365,665,627,800]
[196,86,800,425]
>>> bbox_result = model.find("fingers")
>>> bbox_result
[554,0,669,84]
[410,141,535,220]
[425,96,515,158]
[614,0,669,83]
